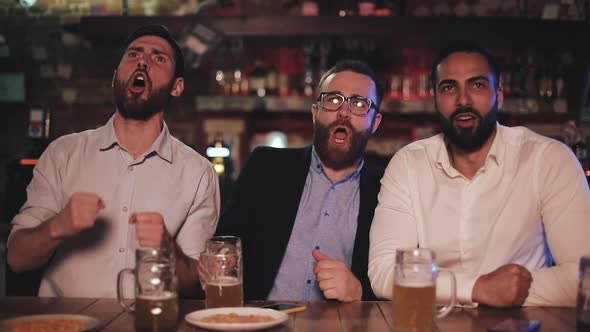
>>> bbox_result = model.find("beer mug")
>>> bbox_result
[577,256,590,329]
[201,236,244,308]
[392,248,456,332]
[117,247,178,332]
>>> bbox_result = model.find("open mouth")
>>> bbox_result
[332,126,350,145]
[128,72,148,94]
[453,113,478,128]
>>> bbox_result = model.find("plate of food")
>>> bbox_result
[0,314,101,332]
[185,307,289,331]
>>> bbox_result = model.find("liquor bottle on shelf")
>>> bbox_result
[266,62,278,96]
[212,69,227,96]
[416,51,431,100]
[301,41,315,97]
[249,57,267,97]
[555,63,566,99]
[511,50,526,98]
[230,67,247,96]
[524,52,537,99]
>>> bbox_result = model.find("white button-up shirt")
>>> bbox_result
[369,124,590,306]
[9,115,220,298]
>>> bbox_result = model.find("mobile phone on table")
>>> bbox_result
[260,303,306,314]
[488,319,541,332]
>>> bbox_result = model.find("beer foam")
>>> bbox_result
[208,276,241,286]
[395,280,434,288]
[137,291,177,300]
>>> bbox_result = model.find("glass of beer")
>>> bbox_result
[392,248,456,332]
[577,256,590,329]
[201,236,243,308]
[117,247,178,332]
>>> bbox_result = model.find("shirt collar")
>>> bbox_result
[98,114,173,164]
[311,146,363,182]
[434,122,503,175]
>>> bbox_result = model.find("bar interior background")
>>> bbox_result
[1,0,590,296]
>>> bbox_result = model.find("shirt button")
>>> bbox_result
[122,206,128,212]
[128,166,134,171]
[119,248,125,253]
[306,280,311,284]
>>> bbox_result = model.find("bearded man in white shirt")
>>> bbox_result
[368,41,590,307]
[7,25,219,298]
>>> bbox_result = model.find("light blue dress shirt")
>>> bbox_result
[267,148,362,300]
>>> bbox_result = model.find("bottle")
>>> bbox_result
[576,256,590,329]
[572,140,588,177]
[249,58,267,97]
[266,63,278,96]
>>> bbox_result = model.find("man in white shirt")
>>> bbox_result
[368,41,590,307]
[7,25,219,298]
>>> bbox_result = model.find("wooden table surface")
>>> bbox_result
[0,296,581,331]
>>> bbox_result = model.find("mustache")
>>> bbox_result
[326,119,355,132]
[450,107,482,120]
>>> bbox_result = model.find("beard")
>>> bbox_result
[113,71,174,121]
[436,103,497,153]
[313,118,373,171]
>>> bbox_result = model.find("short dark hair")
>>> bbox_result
[317,59,383,111]
[124,24,184,78]
[430,41,500,92]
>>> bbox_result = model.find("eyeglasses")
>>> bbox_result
[316,92,376,116]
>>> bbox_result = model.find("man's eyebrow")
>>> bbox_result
[126,46,171,58]
[467,75,490,83]
[437,79,456,88]
[322,91,366,98]
[152,49,170,56]
[126,46,144,52]
[437,76,490,88]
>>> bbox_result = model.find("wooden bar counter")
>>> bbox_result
[0,297,581,331]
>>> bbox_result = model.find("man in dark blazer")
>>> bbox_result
[215,59,383,302]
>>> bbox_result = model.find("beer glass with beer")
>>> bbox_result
[577,256,590,329]
[201,236,243,308]
[392,248,456,332]
[117,247,178,332]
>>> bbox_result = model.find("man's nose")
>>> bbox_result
[456,87,472,107]
[136,58,148,71]
[336,102,351,119]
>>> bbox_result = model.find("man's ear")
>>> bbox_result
[111,70,117,88]
[496,76,504,110]
[371,112,382,134]
[311,103,318,125]
[170,78,184,97]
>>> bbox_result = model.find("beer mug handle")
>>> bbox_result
[117,268,135,313]
[436,269,456,319]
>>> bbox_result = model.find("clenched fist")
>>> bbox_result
[130,212,171,248]
[49,192,105,239]
[472,264,533,307]
[312,250,362,302]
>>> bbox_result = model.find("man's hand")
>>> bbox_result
[312,250,362,302]
[472,264,532,307]
[130,212,171,248]
[49,192,105,239]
